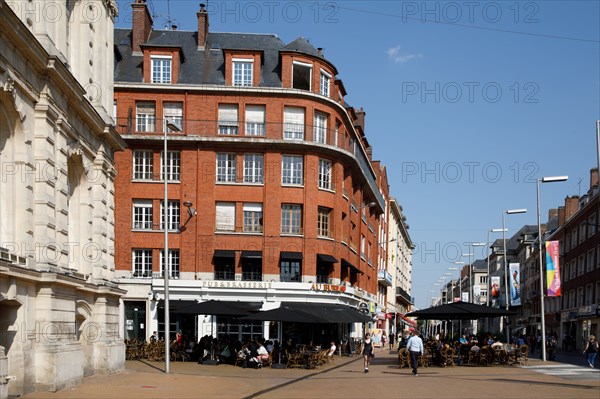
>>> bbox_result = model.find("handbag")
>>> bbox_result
[370,352,375,359]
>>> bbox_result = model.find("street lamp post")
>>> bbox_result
[466,243,485,304]
[537,175,568,361]
[163,119,182,373]
[502,208,527,344]
[453,261,465,303]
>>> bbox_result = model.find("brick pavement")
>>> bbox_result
[22,346,599,399]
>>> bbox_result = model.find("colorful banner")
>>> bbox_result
[546,241,562,296]
[490,276,501,308]
[509,263,521,306]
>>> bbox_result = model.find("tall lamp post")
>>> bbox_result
[453,261,465,303]
[537,176,568,361]
[163,119,182,373]
[502,208,527,344]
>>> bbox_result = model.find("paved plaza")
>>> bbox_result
[22,348,599,399]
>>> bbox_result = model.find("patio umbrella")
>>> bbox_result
[177,300,250,316]
[405,301,512,320]
[239,306,327,323]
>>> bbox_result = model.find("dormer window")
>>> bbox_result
[292,61,312,90]
[320,70,331,96]
[233,59,253,87]
[151,55,172,83]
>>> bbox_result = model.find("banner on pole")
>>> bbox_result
[509,263,521,306]
[490,276,501,308]
[546,241,562,296]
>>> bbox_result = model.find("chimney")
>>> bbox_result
[589,167,598,195]
[557,206,565,227]
[317,47,323,56]
[355,107,366,132]
[564,196,579,222]
[132,0,153,53]
[172,25,177,31]
[197,3,209,50]
[548,208,558,222]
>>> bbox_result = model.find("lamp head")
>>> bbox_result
[541,176,568,183]
[506,209,527,215]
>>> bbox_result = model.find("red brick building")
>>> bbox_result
[113,2,390,343]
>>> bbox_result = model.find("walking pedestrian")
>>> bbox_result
[361,333,374,373]
[583,335,598,368]
[406,330,423,376]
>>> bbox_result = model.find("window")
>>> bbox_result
[280,260,301,282]
[320,70,331,96]
[361,235,366,259]
[216,202,235,232]
[163,102,183,133]
[160,249,180,278]
[318,159,332,190]
[577,287,584,307]
[281,204,302,235]
[570,260,576,279]
[160,151,180,181]
[314,112,327,143]
[578,255,585,275]
[233,59,253,87]
[282,155,303,185]
[569,290,575,308]
[160,200,180,231]
[243,153,263,183]
[133,150,154,180]
[589,213,597,237]
[218,104,239,135]
[317,207,332,237]
[571,229,577,248]
[245,105,265,136]
[133,200,153,230]
[151,56,172,84]
[243,203,263,233]
[292,61,312,90]
[133,249,152,277]
[587,250,595,272]
[136,102,156,132]
[579,223,586,244]
[368,241,372,265]
[586,284,593,305]
[216,153,236,183]
[283,107,305,140]
[334,122,339,147]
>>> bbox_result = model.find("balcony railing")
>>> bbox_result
[241,271,262,281]
[214,271,235,281]
[117,117,385,209]
[377,269,392,286]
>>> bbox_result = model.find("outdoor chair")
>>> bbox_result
[440,347,455,367]
[398,348,410,369]
[515,344,529,366]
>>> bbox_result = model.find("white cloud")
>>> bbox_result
[387,45,422,65]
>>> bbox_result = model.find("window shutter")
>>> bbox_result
[245,105,265,123]
[243,203,262,212]
[284,107,304,126]
[216,202,235,231]
[218,105,238,126]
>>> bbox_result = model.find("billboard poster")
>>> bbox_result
[546,241,562,296]
[473,286,481,304]
[490,276,501,308]
[509,263,521,306]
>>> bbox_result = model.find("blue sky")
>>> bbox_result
[115,1,600,309]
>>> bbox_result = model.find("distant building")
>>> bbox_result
[0,1,125,397]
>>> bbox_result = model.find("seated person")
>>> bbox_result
[470,344,480,352]
[328,341,337,357]
[459,335,468,345]
[491,338,503,349]
[249,340,269,368]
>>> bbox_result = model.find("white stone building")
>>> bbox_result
[0,1,125,397]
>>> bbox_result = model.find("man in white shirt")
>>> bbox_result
[406,330,424,376]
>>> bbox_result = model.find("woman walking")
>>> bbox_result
[362,333,374,373]
[583,335,598,368]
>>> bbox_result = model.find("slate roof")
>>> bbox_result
[114,29,334,86]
